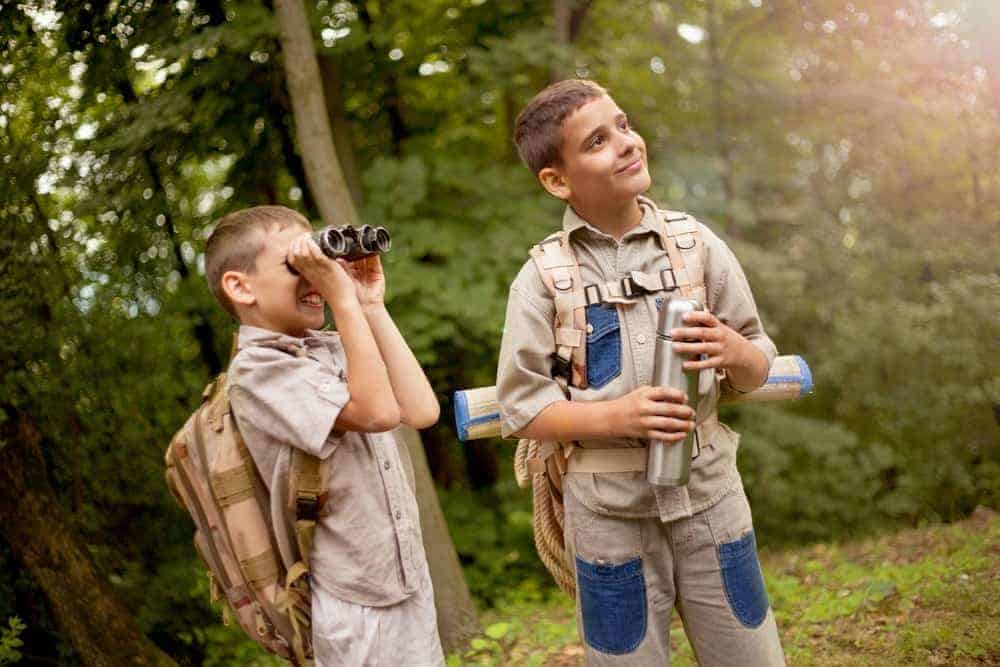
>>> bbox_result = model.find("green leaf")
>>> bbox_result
[485,622,511,640]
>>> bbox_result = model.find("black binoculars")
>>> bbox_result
[287,224,391,274]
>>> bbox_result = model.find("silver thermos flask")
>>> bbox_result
[646,298,701,487]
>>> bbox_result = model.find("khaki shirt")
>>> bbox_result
[228,325,425,607]
[497,199,777,522]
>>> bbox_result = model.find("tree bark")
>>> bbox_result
[273,0,360,225]
[705,0,737,236]
[551,0,592,81]
[318,55,363,206]
[397,426,481,652]
[0,411,176,667]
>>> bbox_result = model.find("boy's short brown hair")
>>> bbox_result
[205,205,312,317]
[513,79,607,175]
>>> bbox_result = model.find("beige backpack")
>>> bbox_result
[513,204,707,597]
[165,341,329,665]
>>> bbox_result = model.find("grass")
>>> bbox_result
[449,507,1000,666]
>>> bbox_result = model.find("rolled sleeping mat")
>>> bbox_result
[453,354,813,442]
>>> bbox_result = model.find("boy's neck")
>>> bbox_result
[570,197,644,241]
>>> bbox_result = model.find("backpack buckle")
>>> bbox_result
[295,496,319,522]
[551,354,572,384]
[620,276,639,298]
[660,267,678,291]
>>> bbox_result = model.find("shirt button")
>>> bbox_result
[394,510,402,520]
[586,323,594,334]
[637,333,647,344]
[384,461,391,470]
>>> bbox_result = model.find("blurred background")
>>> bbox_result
[0,0,997,664]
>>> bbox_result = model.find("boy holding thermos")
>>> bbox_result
[496,80,785,665]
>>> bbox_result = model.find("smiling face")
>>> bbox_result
[538,94,651,212]
[223,224,326,337]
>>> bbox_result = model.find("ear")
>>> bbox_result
[538,166,572,201]
[221,270,256,308]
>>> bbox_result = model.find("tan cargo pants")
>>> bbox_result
[565,483,785,666]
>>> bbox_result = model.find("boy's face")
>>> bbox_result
[539,94,650,210]
[226,225,326,337]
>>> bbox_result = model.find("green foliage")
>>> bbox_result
[0,617,25,666]
[438,464,554,608]
[732,408,896,542]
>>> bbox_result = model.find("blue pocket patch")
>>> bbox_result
[586,304,621,389]
[576,556,647,654]
[718,530,770,628]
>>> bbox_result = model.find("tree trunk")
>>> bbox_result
[318,55,363,206]
[705,0,737,236]
[551,0,592,81]
[272,0,480,651]
[273,0,360,226]
[397,426,481,652]
[0,411,176,667]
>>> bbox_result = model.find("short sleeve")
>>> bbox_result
[700,224,778,380]
[228,346,349,458]
[496,261,568,437]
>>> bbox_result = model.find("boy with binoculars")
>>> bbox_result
[204,205,444,665]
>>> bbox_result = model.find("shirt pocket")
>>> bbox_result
[585,304,622,389]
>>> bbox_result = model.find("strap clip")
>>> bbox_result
[660,267,678,292]
[295,496,319,522]
[551,354,573,384]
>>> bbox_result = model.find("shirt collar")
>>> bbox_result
[237,325,341,355]
[561,195,661,241]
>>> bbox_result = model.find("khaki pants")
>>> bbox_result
[565,483,785,666]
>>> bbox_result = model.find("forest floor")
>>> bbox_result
[448,507,1000,666]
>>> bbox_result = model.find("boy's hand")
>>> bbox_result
[670,311,746,372]
[287,234,359,310]
[341,254,386,311]
[612,386,695,442]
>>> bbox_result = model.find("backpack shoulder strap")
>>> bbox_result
[529,231,588,390]
[658,210,706,299]
[287,449,329,569]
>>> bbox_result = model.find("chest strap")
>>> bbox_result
[583,268,680,306]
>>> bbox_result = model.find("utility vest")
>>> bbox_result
[513,205,709,598]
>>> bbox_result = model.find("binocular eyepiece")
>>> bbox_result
[287,224,391,275]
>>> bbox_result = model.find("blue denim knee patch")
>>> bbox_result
[585,304,621,388]
[718,530,770,628]
[576,555,647,654]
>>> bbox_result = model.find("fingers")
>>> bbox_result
[642,416,695,433]
[641,385,688,404]
[671,340,723,356]
[646,430,689,442]
[642,399,696,421]
[670,326,721,342]
[681,310,718,327]
[683,356,722,371]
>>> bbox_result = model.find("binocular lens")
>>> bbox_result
[358,225,391,253]
[318,228,348,256]
[373,227,391,252]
